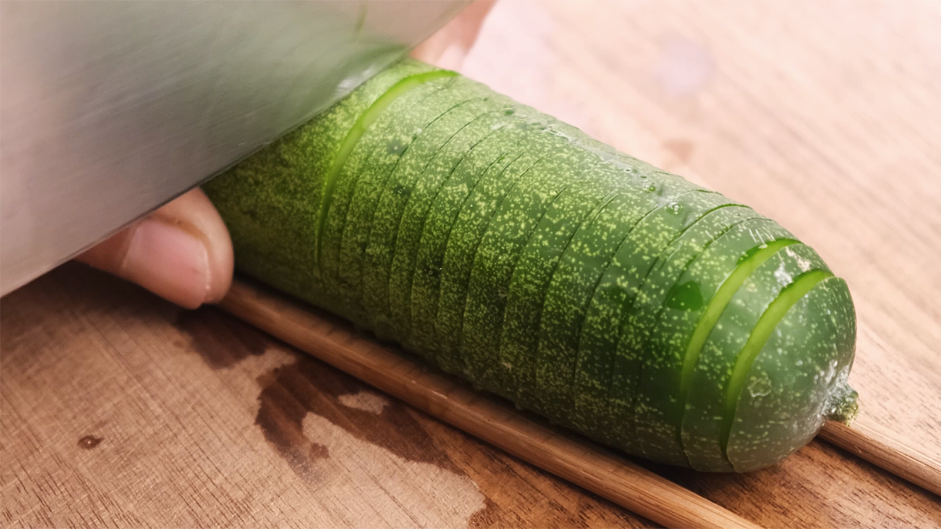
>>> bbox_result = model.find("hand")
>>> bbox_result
[78,1,495,309]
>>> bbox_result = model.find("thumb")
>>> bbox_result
[77,188,234,309]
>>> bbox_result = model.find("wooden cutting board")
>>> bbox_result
[2,1,940,527]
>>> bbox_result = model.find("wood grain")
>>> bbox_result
[821,421,941,497]
[3,0,941,527]
[219,279,760,529]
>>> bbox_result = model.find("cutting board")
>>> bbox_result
[2,1,940,527]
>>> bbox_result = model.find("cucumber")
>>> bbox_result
[363,85,497,342]
[679,243,830,471]
[625,205,760,465]
[409,110,540,358]
[335,75,461,323]
[204,59,858,472]
[388,101,518,349]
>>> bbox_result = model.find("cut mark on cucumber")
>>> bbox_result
[674,238,798,452]
[315,70,458,268]
[404,113,515,336]
[719,268,834,458]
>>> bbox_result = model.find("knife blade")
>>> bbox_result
[0,0,469,296]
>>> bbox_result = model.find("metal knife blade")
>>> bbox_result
[0,0,469,296]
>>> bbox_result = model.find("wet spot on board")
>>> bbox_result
[302,412,486,525]
[177,306,267,369]
[664,138,695,164]
[78,435,103,450]
[254,356,461,476]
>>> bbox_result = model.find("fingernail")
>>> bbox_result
[122,218,211,309]
[436,43,468,71]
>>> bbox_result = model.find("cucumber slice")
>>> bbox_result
[506,163,653,420]
[680,244,829,471]
[409,108,541,358]
[461,142,603,394]
[362,91,496,341]
[726,276,856,472]
[624,205,760,466]
[328,75,461,321]
[389,104,520,349]
[435,130,564,376]
[536,188,666,428]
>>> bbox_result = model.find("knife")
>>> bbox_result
[0,0,470,296]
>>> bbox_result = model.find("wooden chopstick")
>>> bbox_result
[820,420,941,497]
[219,279,761,529]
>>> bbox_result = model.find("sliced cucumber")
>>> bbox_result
[726,276,856,471]
[388,103,519,349]
[435,129,564,375]
[627,205,759,466]
[409,109,540,358]
[680,244,828,471]
[362,88,496,341]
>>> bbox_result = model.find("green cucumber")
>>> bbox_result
[409,110,541,358]
[463,144,605,394]
[625,205,760,465]
[389,103,518,349]
[678,244,830,471]
[725,276,856,471]
[363,87,496,341]
[205,59,858,472]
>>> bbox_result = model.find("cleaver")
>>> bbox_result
[0,0,470,295]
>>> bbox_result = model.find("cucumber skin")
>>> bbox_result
[625,205,758,466]
[409,113,540,359]
[680,243,829,471]
[363,86,496,341]
[389,102,517,351]
[203,59,858,472]
[335,76,461,327]
[726,277,856,472]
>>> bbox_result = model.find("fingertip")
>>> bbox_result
[77,188,233,309]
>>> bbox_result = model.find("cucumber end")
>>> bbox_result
[824,379,859,425]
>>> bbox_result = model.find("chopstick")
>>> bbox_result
[219,279,762,529]
[820,420,941,497]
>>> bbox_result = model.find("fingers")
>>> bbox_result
[411,0,495,70]
[77,188,234,309]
